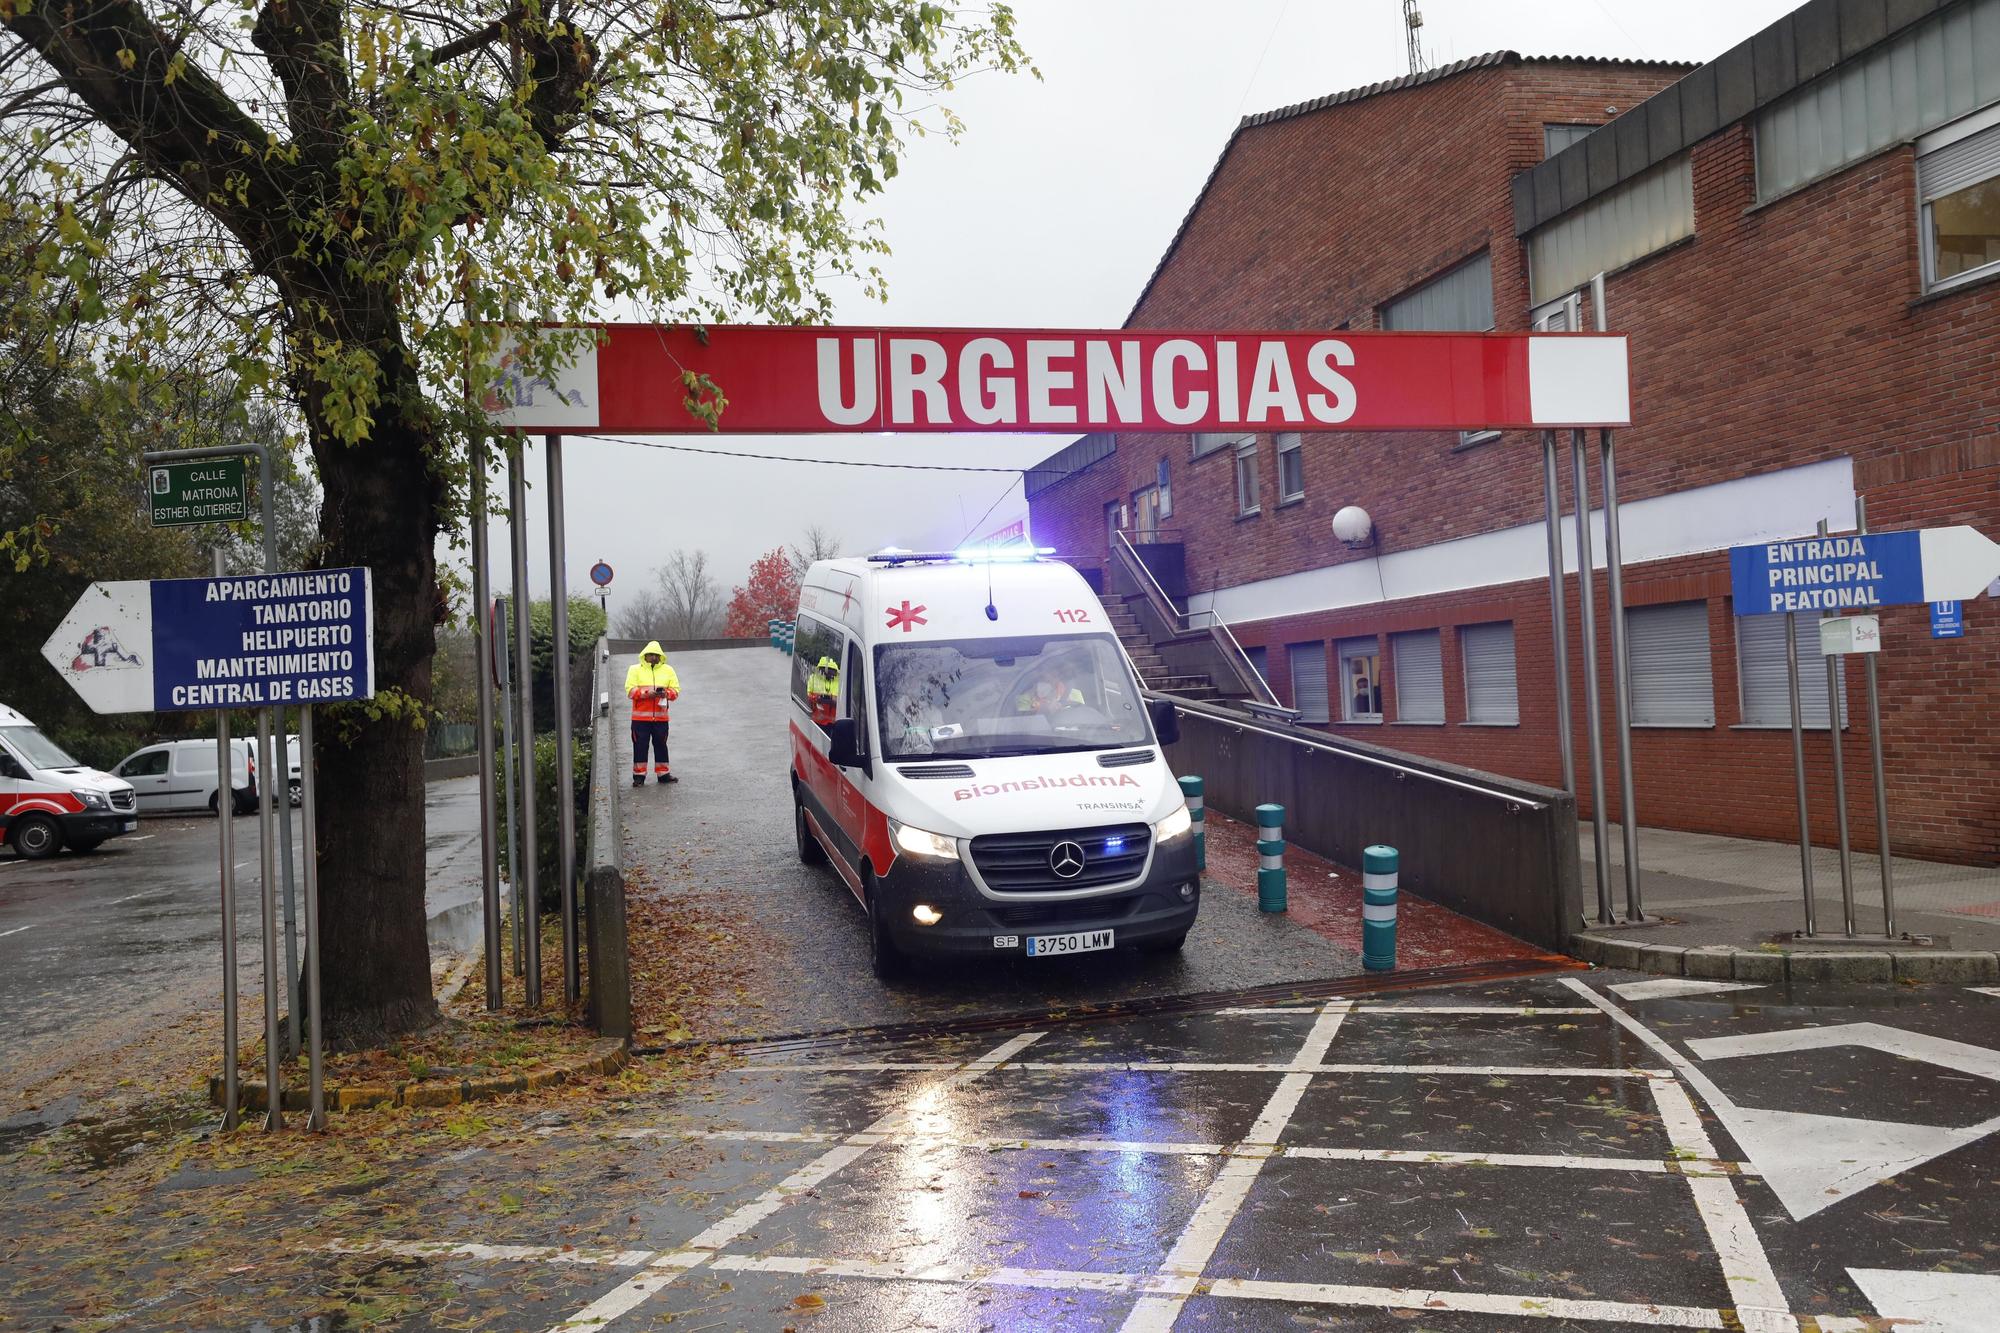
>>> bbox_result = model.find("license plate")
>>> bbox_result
[121,820,138,832]
[1026,929,1114,958]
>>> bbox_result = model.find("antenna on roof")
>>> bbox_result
[1402,0,1427,76]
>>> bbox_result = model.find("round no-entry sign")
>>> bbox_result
[589,561,614,588]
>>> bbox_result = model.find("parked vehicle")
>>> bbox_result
[112,738,259,816]
[0,704,140,859]
[790,549,1197,978]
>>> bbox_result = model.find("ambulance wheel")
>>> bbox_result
[794,798,826,867]
[10,814,62,860]
[864,872,906,981]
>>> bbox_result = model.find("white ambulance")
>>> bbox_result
[0,704,139,859]
[789,550,1198,977]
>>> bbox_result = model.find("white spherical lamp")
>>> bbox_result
[1331,505,1374,548]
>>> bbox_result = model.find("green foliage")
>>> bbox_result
[529,596,608,680]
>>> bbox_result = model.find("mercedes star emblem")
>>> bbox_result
[1048,840,1087,879]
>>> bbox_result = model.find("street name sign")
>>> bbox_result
[41,569,375,714]
[479,324,1632,434]
[1729,527,2000,615]
[1931,600,1964,638]
[149,457,248,527]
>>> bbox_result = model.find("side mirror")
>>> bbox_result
[827,718,870,774]
[1148,699,1181,748]
[0,754,23,780]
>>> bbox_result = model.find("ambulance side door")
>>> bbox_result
[833,636,870,844]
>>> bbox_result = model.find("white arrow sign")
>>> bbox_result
[1918,526,2000,601]
[41,581,157,714]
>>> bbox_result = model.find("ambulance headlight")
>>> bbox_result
[77,790,111,811]
[890,819,960,861]
[1154,805,1193,845]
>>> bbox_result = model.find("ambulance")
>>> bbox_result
[789,549,1198,977]
[0,704,139,859]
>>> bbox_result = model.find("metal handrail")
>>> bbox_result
[1199,608,1287,712]
[1114,530,1290,714]
[1153,690,1549,811]
[1111,529,1183,629]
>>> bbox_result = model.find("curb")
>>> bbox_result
[1570,934,2000,985]
[208,1039,628,1115]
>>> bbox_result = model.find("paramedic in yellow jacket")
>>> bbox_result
[805,655,841,727]
[625,642,681,785]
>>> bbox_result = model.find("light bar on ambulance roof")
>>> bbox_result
[867,546,1057,566]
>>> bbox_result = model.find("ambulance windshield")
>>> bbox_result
[2,725,80,772]
[873,633,1152,760]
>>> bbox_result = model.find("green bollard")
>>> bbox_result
[1255,803,1286,912]
[1178,775,1206,871]
[1363,845,1399,971]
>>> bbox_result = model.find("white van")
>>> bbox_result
[112,738,259,816]
[0,704,139,859]
[790,550,1198,977]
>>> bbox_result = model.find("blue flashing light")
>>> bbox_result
[1102,836,1127,853]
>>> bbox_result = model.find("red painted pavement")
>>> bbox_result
[1199,811,1556,969]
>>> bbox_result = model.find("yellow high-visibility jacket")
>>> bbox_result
[625,642,681,722]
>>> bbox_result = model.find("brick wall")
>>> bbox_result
[1030,57,2000,864]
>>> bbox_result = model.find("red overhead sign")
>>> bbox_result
[482,324,1630,435]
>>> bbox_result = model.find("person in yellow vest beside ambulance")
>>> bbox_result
[805,655,841,728]
[625,642,681,785]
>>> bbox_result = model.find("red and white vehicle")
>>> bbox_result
[0,703,139,859]
[790,550,1198,978]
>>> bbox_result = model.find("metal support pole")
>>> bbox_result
[1599,429,1642,922]
[471,436,503,1008]
[1785,609,1817,936]
[508,443,542,1005]
[214,549,240,1131]
[498,622,523,977]
[1540,431,1576,799]
[253,446,301,1059]
[255,713,283,1128]
[1817,518,1856,936]
[1856,497,1897,937]
[547,434,579,1005]
[299,708,325,1130]
[1571,429,1613,925]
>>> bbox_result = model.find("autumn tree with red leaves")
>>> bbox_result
[724,547,803,636]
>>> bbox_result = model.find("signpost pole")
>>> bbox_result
[496,602,523,977]
[1540,430,1576,800]
[255,716,284,1128]
[1570,428,1613,925]
[253,445,303,1059]
[547,434,579,1005]
[507,443,542,1005]
[1856,498,1897,938]
[1785,609,1817,936]
[213,549,240,1131]
[299,707,326,1130]
[1590,276,1641,923]
[471,439,503,1009]
[1816,518,1857,937]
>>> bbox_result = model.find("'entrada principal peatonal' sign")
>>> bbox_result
[1729,526,2000,616]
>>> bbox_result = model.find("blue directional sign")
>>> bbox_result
[42,569,375,714]
[1931,600,1964,639]
[1729,526,2000,616]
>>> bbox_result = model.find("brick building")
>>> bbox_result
[1026,1,2000,865]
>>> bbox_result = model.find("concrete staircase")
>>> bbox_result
[1102,596,1223,701]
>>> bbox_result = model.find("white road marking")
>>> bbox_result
[1005,1061,1666,1077]
[1214,1006,1319,1015]
[1119,1002,1350,1333]
[540,1029,1045,1332]
[328,1239,653,1267]
[1206,1276,1729,1327]
[1970,987,2000,1001]
[1351,1005,1601,1015]
[709,1252,1192,1296]
[0,923,34,938]
[105,889,170,906]
[1280,1145,1754,1175]
[1609,978,1767,1003]
[1688,1021,2000,1083]
[1848,1267,2000,1333]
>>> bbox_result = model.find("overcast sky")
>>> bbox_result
[484,0,1801,611]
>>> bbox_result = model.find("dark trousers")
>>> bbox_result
[631,720,670,776]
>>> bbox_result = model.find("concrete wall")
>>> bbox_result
[584,639,630,1040]
[1164,697,1582,951]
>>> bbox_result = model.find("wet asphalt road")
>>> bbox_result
[17,968,1997,1330]
[0,777,484,1084]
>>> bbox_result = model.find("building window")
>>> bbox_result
[1461,621,1519,725]
[1543,123,1596,157]
[1244,644,1271,695]
[1337,637,1382,722]
[1382,253,1498,447]
[1628,601,1715,727]
[1156,457,1173,518]
[1235,439,1261,516]
[1526,157,1692,305]
[1391,629,1444,723]
[1736,613,1846,728]
[1195,431,1251,460]
[1919,112,2000,292]
[1288,641,1329,724]
[1276,433,1304,503]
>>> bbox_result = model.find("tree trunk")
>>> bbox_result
[307,332,444,1048]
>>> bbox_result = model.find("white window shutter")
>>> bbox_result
[1736,613,1846,727]
[1628,602,1715,726]
[1289,642,1329,724]
[1392,630,1444,722]
[1461,622,1519,724]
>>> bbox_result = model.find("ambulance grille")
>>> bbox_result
[1095,749,1155,768]
[969,823,1151,893]
[987,895,1139,930]
[898,764,975,779]
[110,789,136,813]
